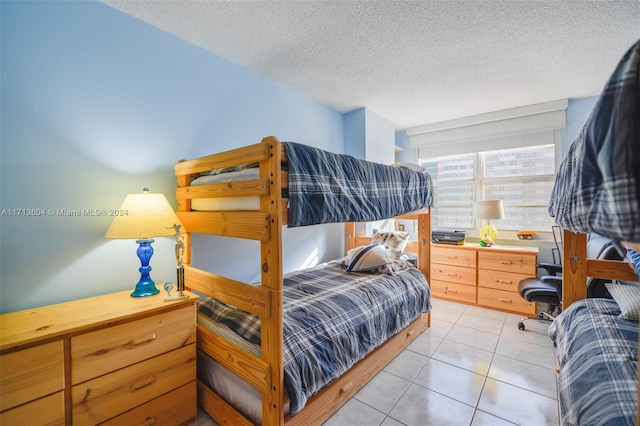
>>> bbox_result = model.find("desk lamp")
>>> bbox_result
[105,188,182,297]
[477,200,504,246]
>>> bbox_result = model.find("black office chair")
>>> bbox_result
[517,234,624,330]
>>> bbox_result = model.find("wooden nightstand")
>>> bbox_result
[0,290,198,426]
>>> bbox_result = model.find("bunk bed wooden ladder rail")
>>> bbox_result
[562,230,639,308]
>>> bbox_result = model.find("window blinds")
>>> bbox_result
[407,99,567,157]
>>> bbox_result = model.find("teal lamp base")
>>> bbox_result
[131,239,160,297]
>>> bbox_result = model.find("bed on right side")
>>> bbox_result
[546,39,640,426]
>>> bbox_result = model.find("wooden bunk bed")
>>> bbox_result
[546,39,640,426]
[174,136,432,425]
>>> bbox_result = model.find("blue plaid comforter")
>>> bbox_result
[283,142,433,227]
[198,261,431,417]
[549,299,638,425]
[548,40,640,244]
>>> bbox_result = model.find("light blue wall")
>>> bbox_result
[565,96,598,157]
[343,107,394,164]
[343,109,366,159]
[364,109,395,164]
[0,1,344,312]
[395,131,416,164]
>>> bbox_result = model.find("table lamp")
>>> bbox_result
[105,188,182,297]
[477,200,504,245]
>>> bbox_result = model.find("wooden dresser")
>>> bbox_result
[431,243,539,315]
[0,290,198,426]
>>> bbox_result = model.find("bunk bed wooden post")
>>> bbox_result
[417,210,431,283]
[260,137,285,426]
[345,222,356,253]
[562,230,588,308]
[176,171,192,265]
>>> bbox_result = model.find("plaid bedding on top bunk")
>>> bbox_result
[549,298,638,426]
[282,142,433,227]
[198,261,431,417]
[548,40,640,245]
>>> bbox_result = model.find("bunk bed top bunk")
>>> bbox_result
[546,39,640,426]
[175,136,433,425]
[548,37,640,307]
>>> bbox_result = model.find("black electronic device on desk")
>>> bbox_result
[431,229,467,245]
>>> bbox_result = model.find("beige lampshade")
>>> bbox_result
[105,189,181,239]
[476,200,505,220]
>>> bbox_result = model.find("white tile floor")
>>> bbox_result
[192,298,560,426]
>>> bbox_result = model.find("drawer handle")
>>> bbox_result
[447,255,457,259]
[498,298,512,303]
[340,381,354,394]
[129,334,157,348]
[496,279,513,284]
[407,329,416,337]
[499,260,513,265]
[139,417,157,426]
[131,374,157,392]
[445,287,457,294]
[446,272,457,277]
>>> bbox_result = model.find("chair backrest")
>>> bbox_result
[586,234,626,297]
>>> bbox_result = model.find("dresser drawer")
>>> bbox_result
[101,381,197,426]
[431,264,476,286]
[431,246,476,268]
[478,287,536,315]
[430,280,477,304]
[478,269,532,292]
[71,305,196,384]
[478,251,536,275]
[72,344,196,425]
[0,340,64,411]
[0,391,64,426]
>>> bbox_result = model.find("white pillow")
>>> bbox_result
[371,230,409,259]
[346,243,390,273]
[605,281,640,321]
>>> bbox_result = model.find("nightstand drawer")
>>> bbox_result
[478,251,536,275]
[0,391,64,426]
[478,269,532,292]
[432,264,476,286]
[71,305,196,384]
[431,246,476,268]
[72,344,196,425]
[478,287,536,315]
[101,381,197,426]
[430,280,476,304]
[0,340,64,411]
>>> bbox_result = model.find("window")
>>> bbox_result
[420,144,556,235]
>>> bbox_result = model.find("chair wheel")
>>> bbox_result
[518,322,525,330]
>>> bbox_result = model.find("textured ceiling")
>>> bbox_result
[102,0,640,130]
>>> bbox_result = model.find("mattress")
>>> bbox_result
[190,167,260,211]
[549,298,638,425]
[283,142,433,227]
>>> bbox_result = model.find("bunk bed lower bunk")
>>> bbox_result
[175,136,433,425]
[546,39,640,426]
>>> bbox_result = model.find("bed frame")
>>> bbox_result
[174,136,431,425]
[561,230,638,308]
[560,229,640,425]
